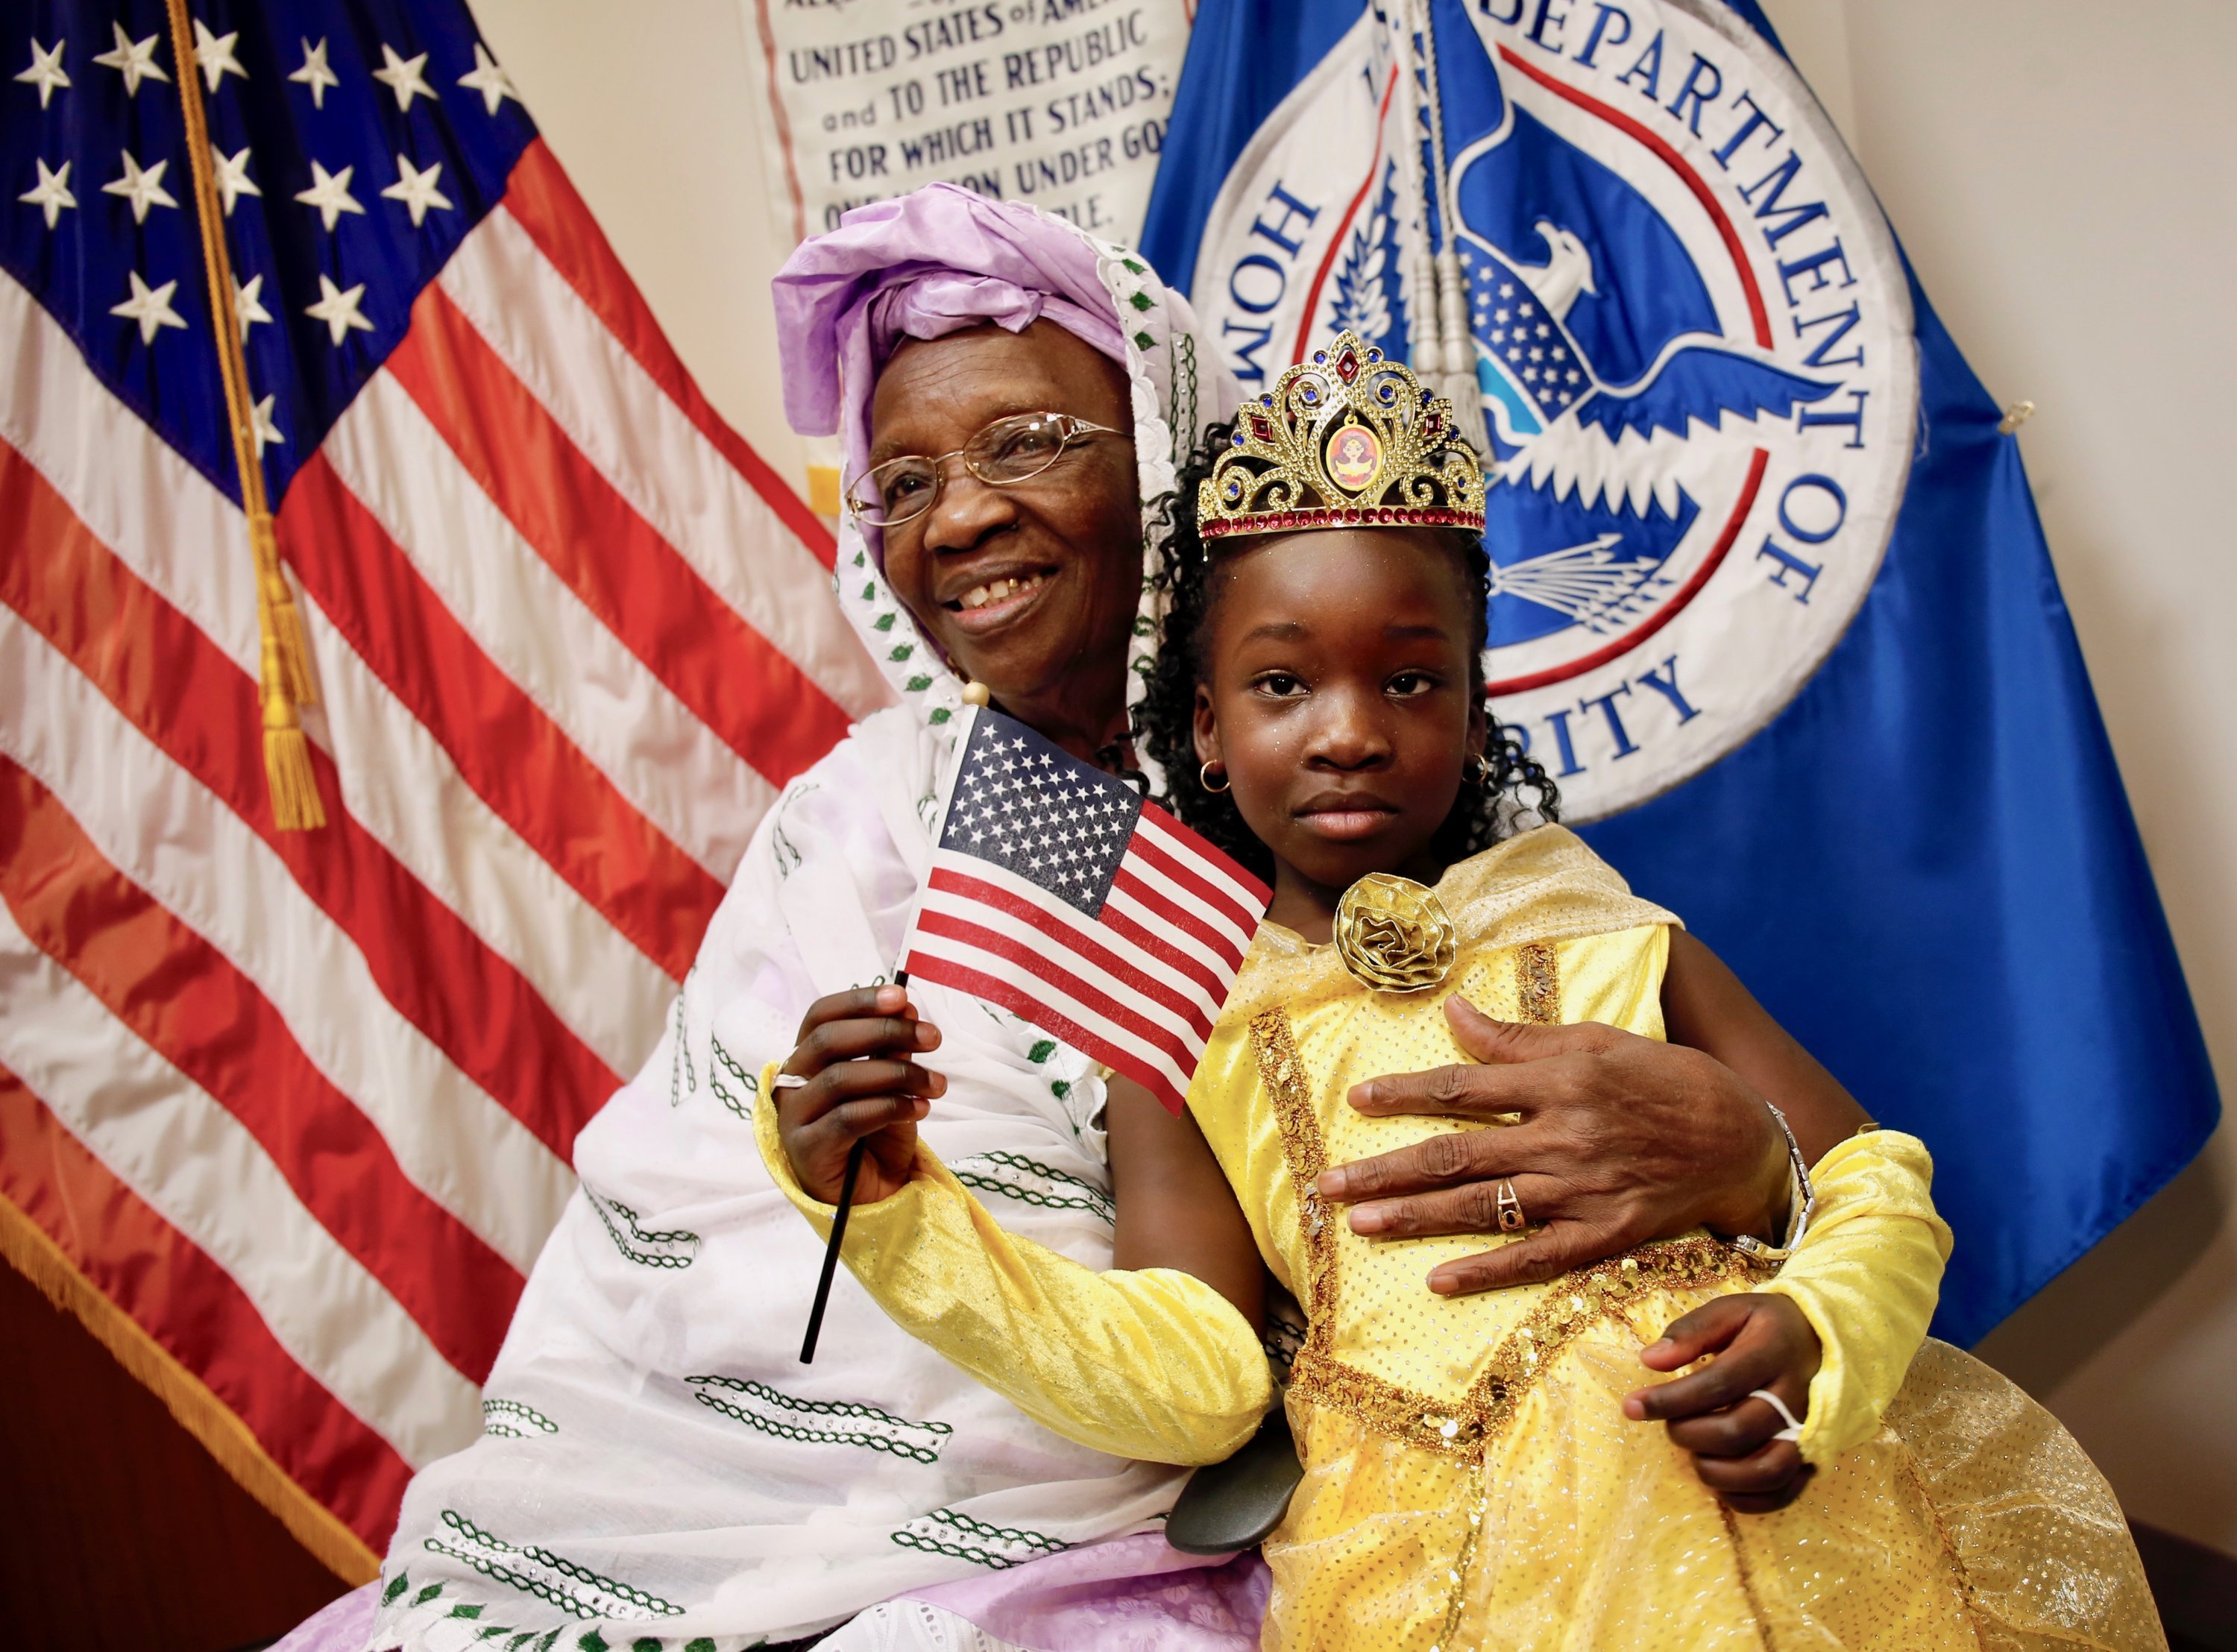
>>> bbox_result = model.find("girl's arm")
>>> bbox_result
[1629,1130,1951,1507]
[765,1009,1269,1466]
[1660,930,1872,1169]
[1105,1074,1265,1329]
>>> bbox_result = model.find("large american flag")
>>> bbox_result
[0,0,884,1574]
[903,709,1271,1115]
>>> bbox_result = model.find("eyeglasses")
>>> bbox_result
[846,412,1127,529]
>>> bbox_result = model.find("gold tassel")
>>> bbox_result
[166,0,324,830]
[252,515,318,707]
[256,556,324,831]
[262,706,326,833]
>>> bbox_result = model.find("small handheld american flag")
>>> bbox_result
[904,707,1273,1115]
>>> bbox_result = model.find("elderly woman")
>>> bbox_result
[343,187,1857,1652]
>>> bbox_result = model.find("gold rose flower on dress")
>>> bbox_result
[1333,874,1457,993]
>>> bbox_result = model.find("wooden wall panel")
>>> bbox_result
[0,1258,348,1651]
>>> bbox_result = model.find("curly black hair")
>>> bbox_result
[1131,420,1558,886]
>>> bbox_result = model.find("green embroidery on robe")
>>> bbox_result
[708,1035,759,1121]
[685,1375,952,1463]
[583,1189,700,1270]
[890,1507,1069,1570]
[425,1510,685,1624]
[667,995,697,1109]
[482,1397,559,1438]
[951,1151,1113,1225]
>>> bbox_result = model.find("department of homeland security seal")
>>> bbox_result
[1187,0,1916,820]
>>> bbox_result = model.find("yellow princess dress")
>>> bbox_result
[758,826,2162,1651]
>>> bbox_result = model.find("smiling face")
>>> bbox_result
[1191,528,1486,939]
[869,322,1142,759]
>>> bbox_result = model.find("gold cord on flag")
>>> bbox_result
[163,0,325,830]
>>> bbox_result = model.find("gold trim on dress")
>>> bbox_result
[1514,940,1561,1024]
[1250,1009,1338,1328]
[1285,1237,1760,1458]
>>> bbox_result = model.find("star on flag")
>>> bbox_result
[191,19,248,93]
[304,274,375,346]
[211,145,262,216]
[295,160,365,231]
[233,274,274,338]
[458,43,519,116]
[373,43,435,111]
[249,394,285,455]
[19,158,75,229]
[92,22,168,96]
[103,151,177,224]
[111,271,188,344]
[381,155,453,227]
[289,38,339,108]
[16,37,69,107]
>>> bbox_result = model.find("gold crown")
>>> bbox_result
[1198,332,1486,541]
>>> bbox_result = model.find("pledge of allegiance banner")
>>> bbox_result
[741,0,1195,247]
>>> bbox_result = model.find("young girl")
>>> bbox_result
[763,338,2159,1651]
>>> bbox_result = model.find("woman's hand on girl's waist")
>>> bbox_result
[775,985,946,1205]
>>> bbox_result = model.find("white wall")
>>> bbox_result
[471,0,811,485]
[476,0,2237,1554]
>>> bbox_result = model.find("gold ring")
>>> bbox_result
[1495,1179,1526,1234]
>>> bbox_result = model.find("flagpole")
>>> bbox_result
[802,703,982,1362]
[798,965,904,1365]
[162,0,325,831]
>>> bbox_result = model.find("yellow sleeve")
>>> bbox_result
[754,1064,1270,1466]
[1758,1129,1952,1465]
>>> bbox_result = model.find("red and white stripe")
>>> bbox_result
[0,139,884,1560]
[905,807,1268,1115]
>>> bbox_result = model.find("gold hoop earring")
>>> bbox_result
[1200,762,1230,794]
[1464,753,1491,784]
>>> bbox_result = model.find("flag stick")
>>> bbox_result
[797,1138,864,1363]
[799,968,908,1364]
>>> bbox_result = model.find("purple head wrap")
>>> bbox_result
[773,183,1130,487]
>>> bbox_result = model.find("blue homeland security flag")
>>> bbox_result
[1141,0,2218,1343]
